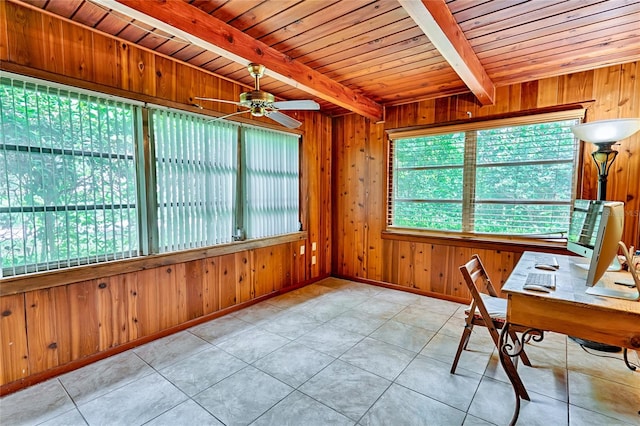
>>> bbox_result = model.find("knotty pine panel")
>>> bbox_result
[0,294,29,384]
[215,254,239,310]
[0,1,7,60]
[67,280,100,360]
[98,274,131,351]
[40,11,64,75]
[25,286,71,374]
[252,243,292,298]
[235,252,252,304]
[62,22,94,82]
[92,36,120,88]
[185,259,206,321]
[334,62,640,302]
[300,110,333,279]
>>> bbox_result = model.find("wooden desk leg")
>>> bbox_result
[499,322,529,426]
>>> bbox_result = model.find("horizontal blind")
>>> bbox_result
[0,77,139,276]
[390,132,465,231]
[152,110,237,252]
[470,119,579,236]
[387,110,583,237]
[243,127,300,239]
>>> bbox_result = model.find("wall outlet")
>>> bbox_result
[312,242,317,251]
[311,255,316,265]
[300,245,305,255]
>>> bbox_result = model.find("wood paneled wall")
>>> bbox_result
[1,243,307,387]
[333,62,640,300]
[0,1,332,390]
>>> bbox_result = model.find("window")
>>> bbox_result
[1,77,139,276]
[243,127,300,239]
[152,110,238,251]
[1,75,301,277]
[388,111,584,238]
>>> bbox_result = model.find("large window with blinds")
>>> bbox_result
[152,110,238,251]
[1,75,301,277]
[1,78,139,276]
[388,111,583,238]
[243,127,300,239]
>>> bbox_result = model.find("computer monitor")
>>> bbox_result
[583,201,639,301]
[566,199,604,259]
[585,201,624,287]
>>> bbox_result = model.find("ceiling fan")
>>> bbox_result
[196,63,320,129]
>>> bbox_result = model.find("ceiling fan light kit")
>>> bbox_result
[196,63,319,128]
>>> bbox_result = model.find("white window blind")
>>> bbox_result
[152,110,238,251]
[388,111,583,238]
[472,122,578,234]
[243,127,300,239]
[0,77,139,276]
[392,132,465,231]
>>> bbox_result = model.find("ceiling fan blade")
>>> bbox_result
[195,97,243,106]
[272,100,320,110]
[265,110,302,129]
[207,110,251,123]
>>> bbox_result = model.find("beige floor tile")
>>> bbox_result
[422,332,494,375]
[567,340,640,389]
[569,403,635,426]
[0,379,75,425]
[327,309,387,335]
[361,383,466,426]
[393,304,452,331]
[396,354,483,411]
[369,319,435,353]
[340,337,416,380]
[568,370,640,424]
[468,376,568,426]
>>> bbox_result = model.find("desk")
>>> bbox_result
[499,251,640,425]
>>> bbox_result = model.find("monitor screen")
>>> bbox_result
[566,200,604,259]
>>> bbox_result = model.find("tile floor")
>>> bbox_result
[1,277,639,426]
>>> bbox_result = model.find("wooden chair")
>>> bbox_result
[451,254,533,400]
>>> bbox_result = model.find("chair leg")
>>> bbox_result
[451,325,473,374]
[507,328,532,367]
[462,322,474,350]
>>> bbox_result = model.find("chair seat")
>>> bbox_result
[465,294,507,322]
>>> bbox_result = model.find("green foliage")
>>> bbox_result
[392,120,578,235]
[1,79,138,272]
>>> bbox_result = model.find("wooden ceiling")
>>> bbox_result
[16,0,640,118]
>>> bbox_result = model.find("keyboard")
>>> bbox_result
[524,272,556,289]
[534,256,559,270]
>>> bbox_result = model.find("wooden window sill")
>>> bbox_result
[382,228,570,254]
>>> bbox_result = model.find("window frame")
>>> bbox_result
[0,73,304,281]
[386,109,586,243]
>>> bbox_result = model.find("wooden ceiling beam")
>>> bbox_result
[93,0,383,121]
[398,0,495,105]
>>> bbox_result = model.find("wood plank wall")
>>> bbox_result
[333,61,640,301]
[0,2,332,390]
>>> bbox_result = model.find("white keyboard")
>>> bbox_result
[524,273,556,289]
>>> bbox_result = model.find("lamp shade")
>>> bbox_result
[570,118,640,144]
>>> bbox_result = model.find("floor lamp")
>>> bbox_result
[570,118,640,352]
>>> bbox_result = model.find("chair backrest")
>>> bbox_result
[459,254,502,343]
[459,254,499,298]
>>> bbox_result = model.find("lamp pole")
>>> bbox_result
[591,142,618,201]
